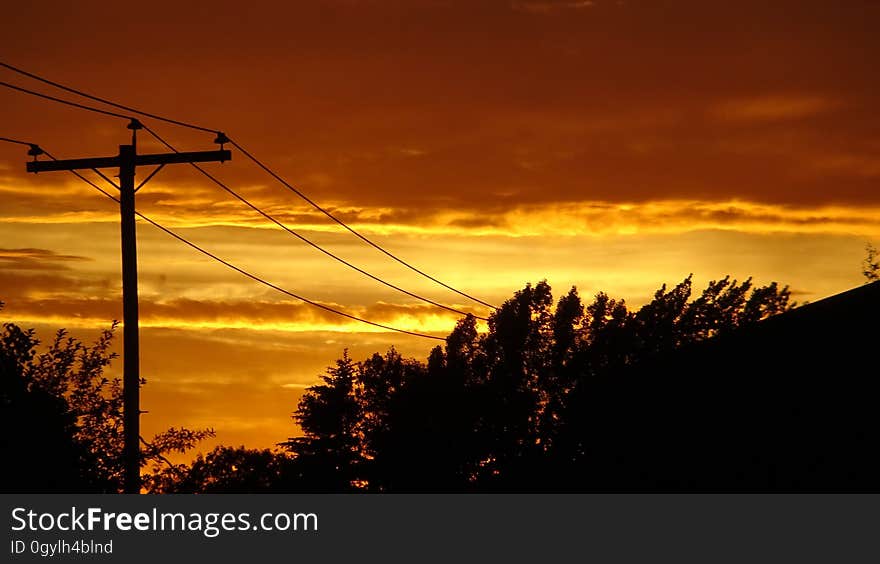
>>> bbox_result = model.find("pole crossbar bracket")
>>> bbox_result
[92,168,120,190]
[26,149,231,173]
[136,164,165,192]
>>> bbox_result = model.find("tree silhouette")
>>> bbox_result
[285,275,795,492]
[2,271,803,492]
[1,313,101,491]
[0,303,213,492]
[147,446,292,493]
[284,352,363,491]
[864,243,879,282]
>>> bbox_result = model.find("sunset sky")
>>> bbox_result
[2,0,879,454]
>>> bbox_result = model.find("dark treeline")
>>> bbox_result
[278,275,794,492]
[5,274,811,492]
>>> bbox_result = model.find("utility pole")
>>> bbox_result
[27,120,230,493]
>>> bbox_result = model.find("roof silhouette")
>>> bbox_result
[571,281,880,491]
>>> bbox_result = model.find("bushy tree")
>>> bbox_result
[3,268,796,493]
[146,446,292,493]
[283,352,363,491]
[0,303,213,492]
[286,275,793,492]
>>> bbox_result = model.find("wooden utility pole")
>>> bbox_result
[27,121,230,493]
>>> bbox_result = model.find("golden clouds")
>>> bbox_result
[4,167,880,239]
[488,200,880,238]
[0,247,91,269]
[1,294,466,335]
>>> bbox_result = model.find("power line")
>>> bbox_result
[0,80,132,121]
[1,71,491,315]
[0,79,481,320]
[0,136,37,146]
[142,124,487,321]
[3,137,447,341]
[122,206,444,341]
[1,62,214,133]
[0,61,498,309]
[228,139,498,310]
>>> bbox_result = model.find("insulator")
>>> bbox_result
[27,144,44,160]
[214,131,230,150]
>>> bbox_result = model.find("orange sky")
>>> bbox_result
[2,0,879,454]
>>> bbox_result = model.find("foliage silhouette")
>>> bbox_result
[0,303,213,492]
[147,446,292,493]
[282,275,802,492]
[9,271,879,493]
[864,243,879,282]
